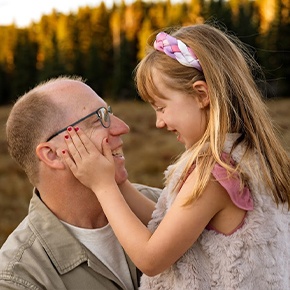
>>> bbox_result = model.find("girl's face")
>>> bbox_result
[150,71,209,149]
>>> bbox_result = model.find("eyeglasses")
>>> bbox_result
[46,106,112,141]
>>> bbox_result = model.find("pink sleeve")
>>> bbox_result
[212,156,254,211]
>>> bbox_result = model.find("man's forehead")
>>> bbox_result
[78,97,107,112]
[64,92,106,110]
[49,80,101,102]
[65,98,107,123]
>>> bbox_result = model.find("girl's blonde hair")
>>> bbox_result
[134,23,290,208]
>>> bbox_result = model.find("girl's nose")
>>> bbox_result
[109,115,130,135]
[156,116,165,129]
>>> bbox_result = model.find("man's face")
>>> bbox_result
[85,102,130,185]
[51,81,130,185]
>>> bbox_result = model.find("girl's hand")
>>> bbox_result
[61,126,116,191]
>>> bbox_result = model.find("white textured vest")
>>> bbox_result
[140,134,290,290]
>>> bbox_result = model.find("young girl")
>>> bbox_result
[62,24,290,289]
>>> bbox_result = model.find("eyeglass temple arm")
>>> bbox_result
[46,111,97,141]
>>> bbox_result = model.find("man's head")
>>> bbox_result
[6,76,130,187]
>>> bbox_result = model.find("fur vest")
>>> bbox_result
[140,134,290,290]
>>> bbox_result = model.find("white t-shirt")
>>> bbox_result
[61,221,134,290]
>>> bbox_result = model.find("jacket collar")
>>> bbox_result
[28,190,140,288]
[28,190,88,274]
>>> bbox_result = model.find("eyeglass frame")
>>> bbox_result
[46,106,112,141]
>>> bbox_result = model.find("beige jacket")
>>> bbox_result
[0,184,160,290]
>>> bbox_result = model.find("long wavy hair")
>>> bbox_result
[134,23,290,208]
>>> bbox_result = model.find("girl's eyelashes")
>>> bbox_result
[156,106,165,112]
[150,102,165,112]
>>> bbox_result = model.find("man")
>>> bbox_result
[0,76,160,289]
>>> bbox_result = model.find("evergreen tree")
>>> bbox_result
[0,0,289,105]
[12,29,38,98]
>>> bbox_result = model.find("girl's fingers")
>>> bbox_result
[65,127,88,159]
[67,126,100,156]
[102,138,114,163]
[65,126,98,166]
[58,129,115,189]
[63,126,106,166]
[60,149,78,174]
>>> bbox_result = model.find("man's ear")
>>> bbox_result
[192,80,210,109]
[36,143,65,169]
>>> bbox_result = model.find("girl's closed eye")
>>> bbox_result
[156,106,165,113]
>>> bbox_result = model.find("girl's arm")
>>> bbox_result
[118,180,156,226]
[62,128,229,276]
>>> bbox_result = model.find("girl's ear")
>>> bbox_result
[36,143,65,169]
[192,80,210,108]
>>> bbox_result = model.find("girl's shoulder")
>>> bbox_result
[212,152,253,211]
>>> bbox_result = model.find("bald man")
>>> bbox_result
[0,76,160,290]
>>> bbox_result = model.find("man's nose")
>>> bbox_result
[109,115,130,135]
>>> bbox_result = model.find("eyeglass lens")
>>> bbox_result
[98,107,111,128]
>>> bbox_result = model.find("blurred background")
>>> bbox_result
[0,0,289,246]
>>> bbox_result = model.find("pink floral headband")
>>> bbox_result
[153,32,203,72]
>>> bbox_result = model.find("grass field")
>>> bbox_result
[0,98,289,246]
